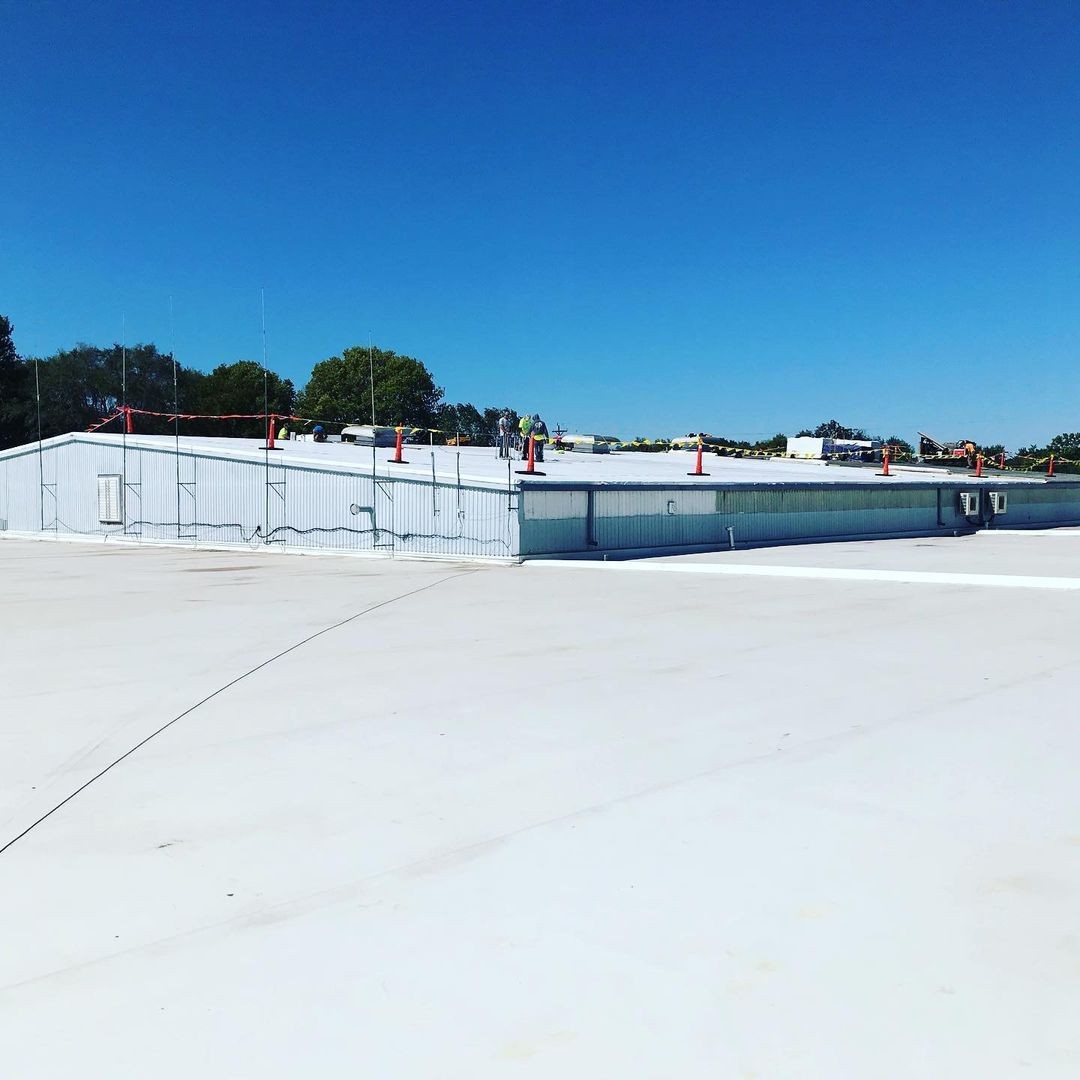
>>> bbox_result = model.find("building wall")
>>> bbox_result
[0,436,517,559]
[517,480,1080,556]
[6,437,1079,561]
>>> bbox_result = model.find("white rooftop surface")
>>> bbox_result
[63,432,1051,487]
[3,533,1079,1077]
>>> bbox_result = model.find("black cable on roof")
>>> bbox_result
[0,568,477,858]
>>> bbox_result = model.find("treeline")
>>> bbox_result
[1015,432,1080,471]
[1,317,1075,467]
[0,317,516,449]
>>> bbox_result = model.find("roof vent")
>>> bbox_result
[97,474,123,524]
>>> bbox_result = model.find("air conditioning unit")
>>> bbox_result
[989,491,1008,514]
[959,492,980,516]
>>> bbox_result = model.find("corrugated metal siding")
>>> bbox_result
[988,485,1080,527]
[0,444,47,531]
[0,436,517,559]
[518,489,589,553]
[518,481,1080,555]
[4,438,1079,559]
[568,484,947,552]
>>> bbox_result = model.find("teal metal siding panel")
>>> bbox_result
[516,480,1080,556]
[518,517,589,553]
[589,485,944,552]
[989,485,1080,527]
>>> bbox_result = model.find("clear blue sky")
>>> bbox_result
[3,0,1077,446]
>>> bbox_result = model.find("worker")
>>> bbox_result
[964,440,976,468]
[278,423,290,440]
[313,424,327,443]
[497,410,513,459]
[531,413,549,462]
[518,412,534,459]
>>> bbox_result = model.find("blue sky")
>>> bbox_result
[3,0,1077,446]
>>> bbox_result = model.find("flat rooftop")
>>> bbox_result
[3,533,1079,1076]
[64,432,1048,488]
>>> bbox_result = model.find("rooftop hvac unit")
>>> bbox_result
[989,491,1008,514]
[959,491,980,516]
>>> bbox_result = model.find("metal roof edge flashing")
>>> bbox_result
[0,431,81,461]
[516,478,1080,493]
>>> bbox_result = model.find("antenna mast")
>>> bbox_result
[121,313,127,533]
[368,332,376,426]
[171,296,180,539]
[35,356,44,530]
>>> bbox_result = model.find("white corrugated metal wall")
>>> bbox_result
[0,435,518,559]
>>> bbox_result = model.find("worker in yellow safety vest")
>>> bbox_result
[518,412,533,459]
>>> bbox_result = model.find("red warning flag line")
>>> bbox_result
[87,407,310,432]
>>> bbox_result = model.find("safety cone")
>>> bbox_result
[1048,454,1055,478]
[687,436,710,476]
[975,454,983,478]
[515,435,546,476]
[877,448,893,476]
[262,413,282,450]
[388,425,409,464]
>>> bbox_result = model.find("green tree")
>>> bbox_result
[30,342,209,438]
[1048,432,1080,459]
[0,315,32,449]
[191,360,294,437]
[752,432,788,451]
[295,345,443,430]
[482,406,518,443]
[437,402,487,442]
[799,419,868,440]
[884,435,914,457]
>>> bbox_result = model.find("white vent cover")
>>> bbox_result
[97,474,123,524]
[959,492,980,516]
[989,491,1008,514]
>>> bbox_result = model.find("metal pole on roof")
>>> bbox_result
[122,314,127,535]
[368,332,376,426]
[261,289,269,543]
[34,356,44,531]
[171,296,180,539]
